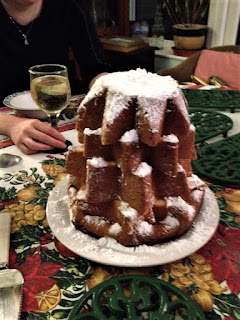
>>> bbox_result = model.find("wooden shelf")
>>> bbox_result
[102,43,149,53]
[104,46,156,73]
[100,36,148,53]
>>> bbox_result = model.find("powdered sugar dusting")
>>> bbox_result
[95,69,178,97]
[192,189,204,201]
[120,201,138,219]
[190,124,196,132]
[47,178,219,267]
[120,129,139,143]
[175,90,190,124]
[103,90,131,125]
[137,95,167,133]
[79,69,179,116]
[68,144,83,151]
[84,128,102,136]
[87,157,108,168]
[163,134,179,143]
[161,215,179,230]
[69,187,77,198]
[137,221,153,235]
[166,196,195,219]
[178,164,185,172]
[187,175,205,190]
[109,223,122,235]
[134,162,152,177]
[85,215,107,226]
[76,189,86,200]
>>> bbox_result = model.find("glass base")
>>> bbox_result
[42,140,72,154]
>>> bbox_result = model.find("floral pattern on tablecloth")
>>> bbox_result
[0,156,240,320]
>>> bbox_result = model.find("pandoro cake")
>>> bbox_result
[66,69,205,246]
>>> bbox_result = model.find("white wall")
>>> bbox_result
[206,0,240,48]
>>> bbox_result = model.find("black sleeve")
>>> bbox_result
[70,0,111,85]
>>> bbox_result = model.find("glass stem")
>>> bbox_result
[49,115,59,130]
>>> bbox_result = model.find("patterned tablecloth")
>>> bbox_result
[0,92,240,320]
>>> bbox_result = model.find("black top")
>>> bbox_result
[0,0,110,102]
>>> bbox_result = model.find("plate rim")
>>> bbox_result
[3,92,85,111]
[3,91,40,111]
[47,176,219,267]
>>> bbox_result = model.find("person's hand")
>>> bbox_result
[9,118,66,155]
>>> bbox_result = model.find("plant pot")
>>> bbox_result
[172,47,201,57]
[172,24,208,50]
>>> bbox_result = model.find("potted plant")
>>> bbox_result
[162,0,209,51]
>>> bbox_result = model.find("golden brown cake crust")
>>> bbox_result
[66,69,205,246]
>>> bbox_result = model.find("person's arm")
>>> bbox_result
[0,113,66,155]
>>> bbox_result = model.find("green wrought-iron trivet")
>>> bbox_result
[182,89,240,113]
[68,275,206,320]
[189,109,233,144]
[192,133,240,186]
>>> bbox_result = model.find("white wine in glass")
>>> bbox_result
[29,64,72,152]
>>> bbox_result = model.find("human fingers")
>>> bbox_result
[15,139,57,155]
[33,120,66,142]
[17,119,67,150]
[16,142,37,155]
[24,135,66,151]
[9,118,66,153]
[23,128,67,150]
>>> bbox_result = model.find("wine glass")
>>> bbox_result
[29,63,72,153]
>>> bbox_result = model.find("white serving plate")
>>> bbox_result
[47,177,219,267]
[3,91,47,119]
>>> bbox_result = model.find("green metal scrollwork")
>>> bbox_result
[189,109,233,144]
[183,89,240,113]
[68,275,206,320]
[192,133,240,186]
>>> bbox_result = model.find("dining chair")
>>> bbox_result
[157,45,240,85]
